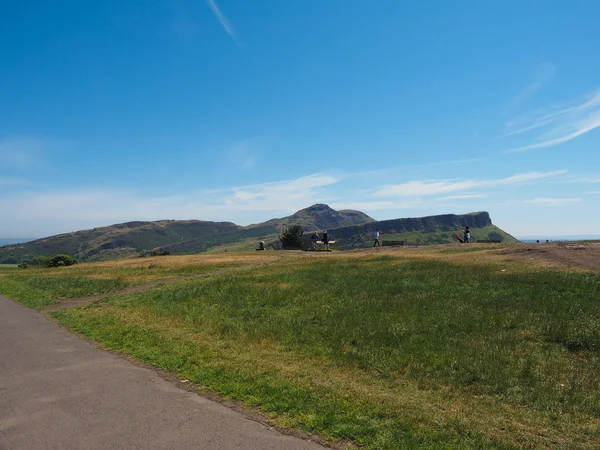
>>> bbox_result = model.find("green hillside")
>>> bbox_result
[0,220,243,263]
[322,212,519,248]
[0,204,374,263]
[206,211,518,252]
[0,207,517,263]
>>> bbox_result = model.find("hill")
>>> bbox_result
[325,211,518,248]
[245,204,374,232]
[0,204,374,263]
[0,220,244,263]
[0,207,517,263]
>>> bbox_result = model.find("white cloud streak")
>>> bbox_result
[512,63,555,104]
[524,198,582,206]
[205,0,236,41]
[374,170,567,198]
[504,89,600,153]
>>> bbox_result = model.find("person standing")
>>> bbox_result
[463,225,471,244]
[373,229,381,247]
[322,230,330,251]
[311,231,319,251]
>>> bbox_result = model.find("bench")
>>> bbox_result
[476,239,502,244]
[313,240,336,250]
[382,240,405,247]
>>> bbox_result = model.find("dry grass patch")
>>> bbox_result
[92,252,279,269]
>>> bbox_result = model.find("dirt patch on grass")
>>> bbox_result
[495,242,600,271]
[44,257,286,312]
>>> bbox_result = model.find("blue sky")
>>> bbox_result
[1,0,599,239]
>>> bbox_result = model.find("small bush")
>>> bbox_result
[33,256,51,267]
[48,254,78,267]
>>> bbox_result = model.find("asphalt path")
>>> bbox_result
[0,295,326,450]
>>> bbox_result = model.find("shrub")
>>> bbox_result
[33,255,52,267]
[48,254,78,267]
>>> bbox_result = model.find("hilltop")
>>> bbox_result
[246,204,375,232]
[0,205,517,263]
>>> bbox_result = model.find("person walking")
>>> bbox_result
[373,229,381,247]
[322,230,330,251]
[310,231,319,251]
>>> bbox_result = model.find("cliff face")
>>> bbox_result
[329,212,491,237]
[321,211,513,248]
[379,212,492,233]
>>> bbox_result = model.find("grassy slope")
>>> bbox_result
[2,249,598,448]
[0,254,269,309]
[0,221,243,263]
[381,225,516,245]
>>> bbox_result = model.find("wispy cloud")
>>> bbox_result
[205,0,237,42]
[227,140,259,170]
[504,89,600,153]
[583,191,600,195]
[524,198,582,206]
[226,173,339,210]
[512,63,555,104]
[0,173,342,236]
[441,194,485,200]
[374,170,567,198]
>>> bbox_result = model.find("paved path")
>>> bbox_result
[0,295,326,450]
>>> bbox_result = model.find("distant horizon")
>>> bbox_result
[4,234,600,246]
[517,235,600,240]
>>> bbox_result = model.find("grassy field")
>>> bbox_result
[0,254,275,309]
[1,246,599,449]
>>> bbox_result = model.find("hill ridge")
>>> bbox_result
[0,206,516,262]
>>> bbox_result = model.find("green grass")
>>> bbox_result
[0,259,243,309]
[45,255,600,449]
[0,271,130,309]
